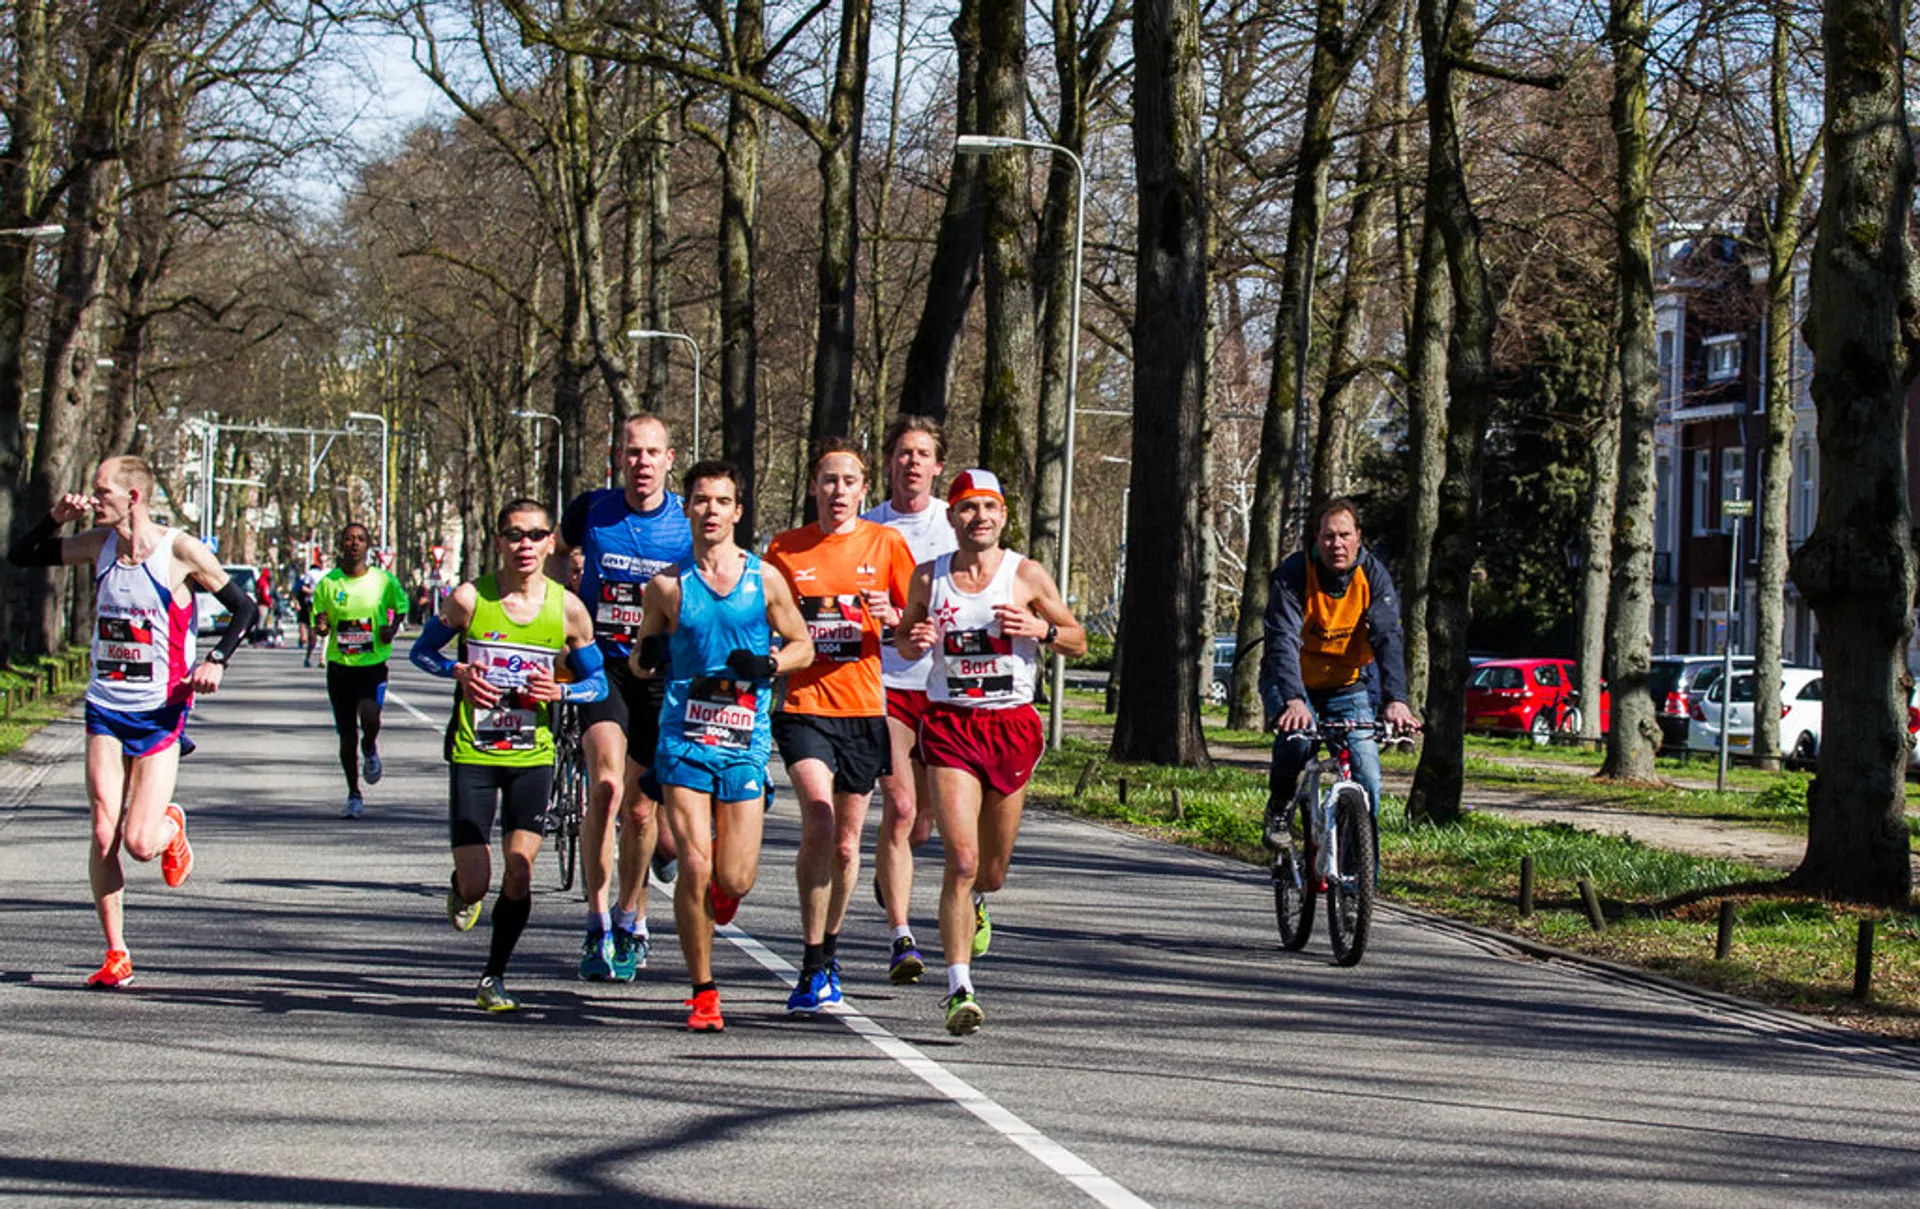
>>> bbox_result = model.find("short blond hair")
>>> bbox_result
[105,455,156,499]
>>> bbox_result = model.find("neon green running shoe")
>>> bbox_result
[944,989,984,1036]
[971,895,992,958]
[447,882,482,932]
[475,976,520,1012]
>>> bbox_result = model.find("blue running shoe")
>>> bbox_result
[888,937,925,985]
[340,794,364,820]
[785,966,841,1015]
[578,930,615,981]
[611,928,646,981]
[362,746,383,785]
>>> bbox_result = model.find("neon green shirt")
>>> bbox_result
[315,567,408,667]
[451,574,568,767]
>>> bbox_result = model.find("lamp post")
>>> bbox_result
[346,411,390,554]
[627,328,703,458]
[513,409,563,509]
[955,133,1086,750]
[1717,496,1754,792]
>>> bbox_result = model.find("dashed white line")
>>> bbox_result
[384,690,436,725]
[719,925,1155,1209]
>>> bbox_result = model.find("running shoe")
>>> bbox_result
[826,960,843,1003]
[650,852,677,887]
[362,746,383,785]
[447,884,482,932]
[578,930,616,981]
[686,987,725,1032]
[971,895,992,958]
[475,976,520,1012]
[944,989,984,1036]
[340,794,364,820]
[160,803,193,888]
[708,882,740,927]
[611,928,647,981]
[785,966,842,1015]
[86,949,134,989]
[888,936,925,985]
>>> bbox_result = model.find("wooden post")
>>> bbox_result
[1170,787,1184,821]
[1117,777,1128,807]
[1853,919,1876,1001]
[1518,854,1535,917]
[1714,900,1735,961]
[1578,878,1605,933]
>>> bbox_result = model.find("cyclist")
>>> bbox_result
[556,413,693,984]
[409,498,607,1012]
[766,438,916,1015]
[5,455,257,988]
[1258,497,1419,847]
[861,415,956,985]
[310,522,408,819]
[629,459,814,1030]
[895,469,1085,1036]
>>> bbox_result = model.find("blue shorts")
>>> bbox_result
[85,700,195,759]
[653,743,768,804]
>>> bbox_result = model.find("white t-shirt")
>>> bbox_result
[863,497,959,691]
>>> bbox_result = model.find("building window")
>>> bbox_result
[1794,442,1816,542]
[1705,334,1741,381]
[1720,446,1745,529]
[1655,454,1672,552]
[1657,330,1675,409]
[1692,450,1712,535]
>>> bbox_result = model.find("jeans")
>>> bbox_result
[1267,683,1382,820]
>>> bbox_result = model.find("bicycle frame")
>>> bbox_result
[1289,732,1366,884]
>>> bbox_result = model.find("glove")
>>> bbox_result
[726,649,777,680]
[636,632,670,672]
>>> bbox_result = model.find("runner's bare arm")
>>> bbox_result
[628,572,681,679]
[1002,559,1087,659]
[895,562,937,660]
[761,566,815,675]
[526,590,608,704]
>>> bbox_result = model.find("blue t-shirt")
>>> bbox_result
[657,553,772,765]
[561,488,693,657]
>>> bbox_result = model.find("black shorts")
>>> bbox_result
[449,762,554,848]
[773,713,891,796]
[325,662,388,731]
[579,657,665,768]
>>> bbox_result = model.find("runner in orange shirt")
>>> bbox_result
[765,437,915,1014]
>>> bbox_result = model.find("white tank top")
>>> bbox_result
[864,498,959,691]
[926,550,1038,709]
[88,529,196,711]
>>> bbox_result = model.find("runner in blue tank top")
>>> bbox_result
[630,459,813,1032]
[555,413,694,983]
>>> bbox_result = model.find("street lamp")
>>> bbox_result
[346,411,390,554]
[955,133,1086,750]
[1717,496,1754,791]
[627,328,703,458]
[513,409,563,509]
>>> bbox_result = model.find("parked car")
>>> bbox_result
[1464,657,1610,745]
[193,564,259,638]
[1209,635,1241,705]
[1687,667,1821,762]
[1650,654,1754,751]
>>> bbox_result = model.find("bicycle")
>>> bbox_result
[1270,719,1396,967]
[543,700,587,893]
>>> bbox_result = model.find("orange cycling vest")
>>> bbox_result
[1299,559,1374,692]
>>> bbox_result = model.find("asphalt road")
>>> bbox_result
[2,650,1917,1208]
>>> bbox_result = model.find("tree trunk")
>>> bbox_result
[1598,0,1663,781]
[806,0,873,449]
[865,0,914,465]
[717,1,765,541]
[1786,0,1916,906]
[1576,355,1621,743]
[1405,0,1498,826]
[897,0,984,424]
[1114,0,1211,767]
[976,0,1033,544]
[1402,211,1451,716]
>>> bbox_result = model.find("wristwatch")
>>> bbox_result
[1043,622,1059,647]
[205,648,229,665]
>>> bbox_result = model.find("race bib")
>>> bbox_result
[335,618,375,653]
[94,616,155,682]
[474,692,539,751]
[800,595,866,662]
[943,628,1016,701]
[595,581,645,643]
[682,676,758,750]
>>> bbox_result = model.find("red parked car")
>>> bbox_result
[1464,658,1610,745]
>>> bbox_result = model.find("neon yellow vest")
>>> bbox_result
[451,574,567,767]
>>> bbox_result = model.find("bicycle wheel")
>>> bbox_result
[1272,802,1315,950]
[1326,786,1375,967]
[553,745,585,893]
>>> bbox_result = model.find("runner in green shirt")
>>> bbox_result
[311,522,408,819]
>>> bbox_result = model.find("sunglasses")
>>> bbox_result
[499,526,553,543]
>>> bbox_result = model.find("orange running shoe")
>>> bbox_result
[686,987,724,1032]
[160,803,193,888]
[708,882,740,927]
[87,949,133,988]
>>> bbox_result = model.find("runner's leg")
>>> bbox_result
[580,718,626,918]
[118,742,183,864]
[615,758,655,919]
[85,737,131,952]
[874,715,919,928]
[824,787,872,937]
[663,785,717,984]
[788,758,836,945]
[973,785,1028,896]
[931,767,985,969]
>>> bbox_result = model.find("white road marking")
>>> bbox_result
[384,690,436,725]
[720,925,1155,1209]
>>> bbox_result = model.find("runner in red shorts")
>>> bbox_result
[896,469,1085,1036]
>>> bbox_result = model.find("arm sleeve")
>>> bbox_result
[1360,550,1409,705]
[560,644,608,703]
[559,491,591,550]
[888,531,914,604]
[410,615,460,678]
[1259,555,1309,719]
[5,515,63,567]
[209,579,258,662]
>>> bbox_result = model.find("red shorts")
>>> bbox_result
[916,703,1045,797]
[885,687,932,734]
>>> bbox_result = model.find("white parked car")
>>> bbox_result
[1687,667,1823,765]
[194,564,259,637]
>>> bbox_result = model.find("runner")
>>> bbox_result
[408,498,606,1012]
[5,455,258,987]
[765,438,916,1014]
[896,469,1085,1036]
[629,459,813,1030]
[556,413,693,984]
[860,416,957,984]
[296,557,323,667]
[309,522,408,819]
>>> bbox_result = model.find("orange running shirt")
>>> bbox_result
[766,519,915,717]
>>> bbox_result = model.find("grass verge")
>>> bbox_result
[0,650,90,761]
[1031,736,1920,1041]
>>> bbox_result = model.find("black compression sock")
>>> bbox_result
[822,932,838,965]
[693,980,717,996]
[485,892,532,979]
[801,941,826,973]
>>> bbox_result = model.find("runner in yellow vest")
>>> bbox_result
[310,522,408,819]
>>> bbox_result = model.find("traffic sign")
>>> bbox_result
[430,544,448,567]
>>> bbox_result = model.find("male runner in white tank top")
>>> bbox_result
[5,455,257,988]
[896,469,1085,1036]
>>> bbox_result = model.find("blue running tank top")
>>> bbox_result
[562,487,693,658]
[658,553,772,764]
